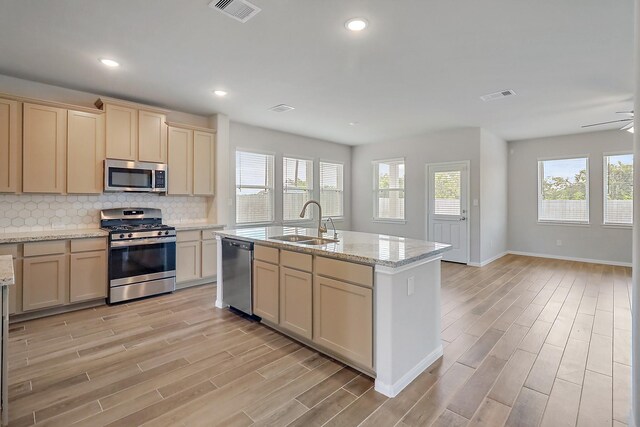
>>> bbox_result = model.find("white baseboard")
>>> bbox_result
[507,250,632,267]
[468,251,508,268]
[374,344,443,398]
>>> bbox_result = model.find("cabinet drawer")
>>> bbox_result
[314,257,373,288]
[280,250,312,272]
[71,238,107,253]
[177,230,201,242]
[0,244,19,259]
[255,245,278,264]
[24,240,67,257]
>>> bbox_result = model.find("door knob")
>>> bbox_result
[459,217,466,221]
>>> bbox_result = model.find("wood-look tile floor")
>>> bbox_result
[7,255,633,426]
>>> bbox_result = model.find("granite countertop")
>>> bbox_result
[170,222,226,231]
[0,255,15,287]
[0,229,108,244]
[213,226,451,268]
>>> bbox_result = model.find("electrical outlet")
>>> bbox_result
[556,239,562,246]
[473,199,479,207]
[407,276,415,296]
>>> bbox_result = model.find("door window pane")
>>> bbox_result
[433,171,461,215]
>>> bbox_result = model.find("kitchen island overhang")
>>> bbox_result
[212,227,451,398]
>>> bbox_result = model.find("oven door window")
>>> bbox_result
[109,167,153,189]
[109,242,176,282]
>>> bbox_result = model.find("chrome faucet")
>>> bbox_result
[299,200,327,238]
[324,217,338,240]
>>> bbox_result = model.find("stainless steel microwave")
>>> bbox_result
[104,159,167,192]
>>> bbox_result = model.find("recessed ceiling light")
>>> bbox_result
[213,90,228,97]
[345,18,368,32]
[349,122,359,126]
[99,58,120,67]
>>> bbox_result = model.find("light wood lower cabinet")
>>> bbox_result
[313,275,373,369]
[177,240,201,284]
[201,239,217,279]
[279,267,313,339]
[69,251,107,302]
[22,254,68,311]
[252,260,279,324]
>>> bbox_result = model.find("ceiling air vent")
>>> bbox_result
[268,104,295,113]
[480,89,516,102]
[209,0,261,23]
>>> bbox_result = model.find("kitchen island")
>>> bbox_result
[213,226,450,398]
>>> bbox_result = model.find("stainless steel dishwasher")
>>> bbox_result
[221,238,254,315]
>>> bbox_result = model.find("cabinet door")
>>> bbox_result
[201,238,217,279]
[313,275,373,369]
[167,126,193,195]
[105,104,137,160]
[280,266,312,339]
[22,254,68,311]
[138,110,167,163]
[193,131,215,195]
[70,250,107,302]
[23,103,67,193]
[67,110,105,194]
[9,258,22,315]
[253,260,279,324]
[0,98,19,193]
[176,241,201,283]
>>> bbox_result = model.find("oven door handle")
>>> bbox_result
[110,237,177,248]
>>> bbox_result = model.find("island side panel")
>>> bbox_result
[215,235,226,309]
[374,255,443,397]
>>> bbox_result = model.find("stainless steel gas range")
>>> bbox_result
[100,208,176,303]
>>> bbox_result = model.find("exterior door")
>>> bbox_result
[427,162,469,264]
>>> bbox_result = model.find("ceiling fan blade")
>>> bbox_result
[615,111,635,115]
[582,118,634,128]
[621,122,635,131]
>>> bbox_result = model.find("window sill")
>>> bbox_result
[234,221,275,228]
[372,218,407,224]
[601,223,632,229]
[536,221,590,227]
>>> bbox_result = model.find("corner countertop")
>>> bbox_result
[0,255,15,287]
[213,226,451,268]
[0,229,108,244]
[170,222,226,231]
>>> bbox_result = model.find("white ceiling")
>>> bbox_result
[0,0,634,145]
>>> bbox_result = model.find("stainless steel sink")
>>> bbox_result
[296,238,339,245]
[270,235,317,242]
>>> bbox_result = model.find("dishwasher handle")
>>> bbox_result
[222,238,254,251]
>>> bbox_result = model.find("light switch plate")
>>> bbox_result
[473,199,479,206]
[407,276,415,296]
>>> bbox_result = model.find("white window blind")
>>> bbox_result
[374,159,405,220]
[320,162,344,218]
[537,157,589,223]
[283,157,314,221]
[604,153,633,225]
[433,170,461,216]
[235,150,274,224]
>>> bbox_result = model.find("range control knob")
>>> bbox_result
[158,231,163,236]
[128,233,133,238]
[165,231,170,235]
[119,234,125,239]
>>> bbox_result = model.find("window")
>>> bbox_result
[374,159,405,220]
[537,157,589,223]
[320,161,344,218]
[604,153,633,225]
[235,150,274,224]
[283,157,314,221]
[433,170,461,216]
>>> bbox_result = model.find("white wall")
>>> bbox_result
[631,1,638,425]
[480,129,509,264]
[228,121,352,229]
[508,130,633,265]
[351,128,483,264]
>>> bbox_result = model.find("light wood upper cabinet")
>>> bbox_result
[313,275,373,369]
[177,240,201,284]
[22,103,67,193]
[253,260,279,324]
[280,266,313,339]
[67,110,105,194]
[70,250,107,302]
[201,239,217,279]
[193,131,215,196]
[104,103,137,161]
[0,98,19,193]
[167,126,193,195]
[138,110,167,163]
[22,254,68,311]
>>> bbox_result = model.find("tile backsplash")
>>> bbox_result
[0,193,210,233]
